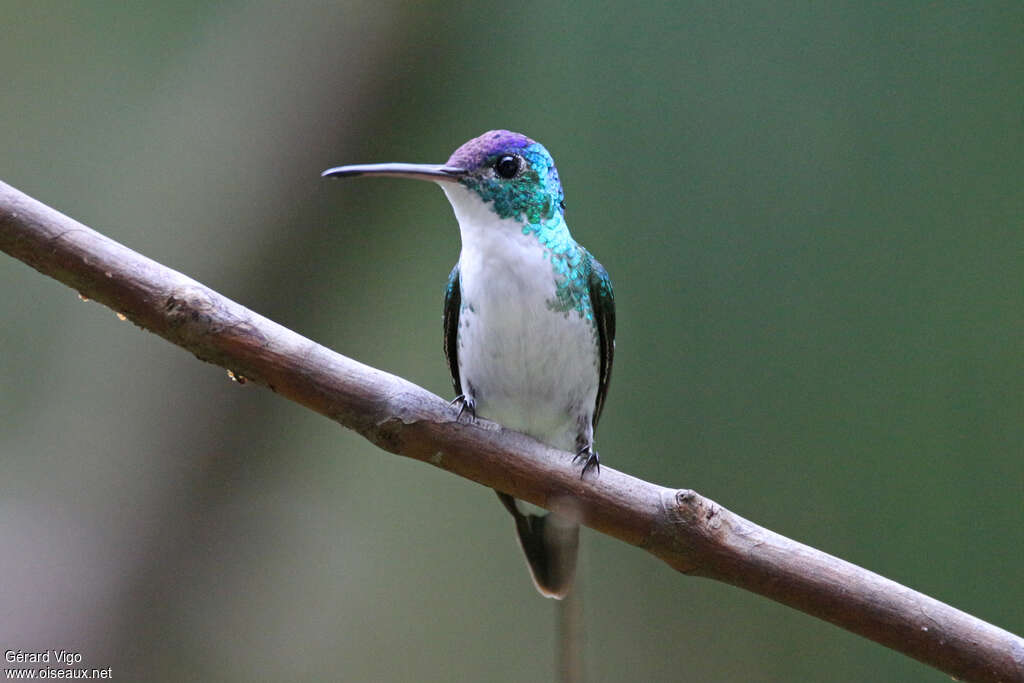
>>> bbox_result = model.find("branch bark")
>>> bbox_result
[2,179,1021,683]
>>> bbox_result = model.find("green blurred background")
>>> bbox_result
[2,2,1021,680]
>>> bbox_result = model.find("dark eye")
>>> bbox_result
[494,155,520,179]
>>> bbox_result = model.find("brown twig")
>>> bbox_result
[1,179,1021,683]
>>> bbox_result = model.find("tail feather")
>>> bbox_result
[496,492,580,599]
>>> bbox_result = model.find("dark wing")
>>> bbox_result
[442,263,462,396]
[586,252,615,430]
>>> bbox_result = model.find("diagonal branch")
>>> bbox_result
[1,179,1021,683]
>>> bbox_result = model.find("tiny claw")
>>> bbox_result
[449,394,476,420]
[573,445,601,479]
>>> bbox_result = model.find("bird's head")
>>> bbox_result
[322,130,565,226]
[444,130,565,224]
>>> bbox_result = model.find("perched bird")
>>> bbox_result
[323,130,614,598]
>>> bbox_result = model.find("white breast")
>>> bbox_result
[442,184,599,453]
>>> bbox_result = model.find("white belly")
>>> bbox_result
[456,231,599,453]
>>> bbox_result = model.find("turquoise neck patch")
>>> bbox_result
[458,144,592,323]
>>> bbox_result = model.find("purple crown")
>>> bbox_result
[447,130,535,169]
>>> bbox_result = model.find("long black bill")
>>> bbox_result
[321,163,466,183]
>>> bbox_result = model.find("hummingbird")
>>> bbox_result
[322,130,615,598]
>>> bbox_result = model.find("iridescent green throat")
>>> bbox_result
[458,143,594,323]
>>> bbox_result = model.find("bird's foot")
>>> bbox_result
[573,444,601,479]
[449,394,477,420]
